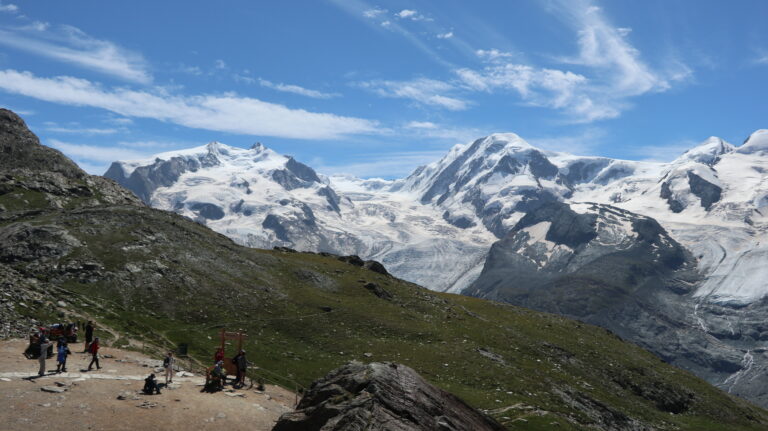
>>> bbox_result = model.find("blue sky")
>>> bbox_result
[0,0,766,178]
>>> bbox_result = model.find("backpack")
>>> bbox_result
[163,357,170,368]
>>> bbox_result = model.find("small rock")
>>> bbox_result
[363,353,373,358]
[41,386,67,393]
[103,354,114,359]
[38,403,51,407]
[216,412,227,419]
[225,392,245,398]
[57,301,67,307]
[0,377,11,382]
[54,381,71,387]
[137,401,158,409]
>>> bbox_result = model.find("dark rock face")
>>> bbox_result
[104,155,210,204]
[687,172,722,210]
[317,186,341,213]
[273,362,505,431]
[0,109,84,179]
[189,202,225,220]
[513,201,597,248]
[286,157,322,183]
[442,210,476,229]
[660,181,684,213]
[263,214,291,242]
[363,282,392,300]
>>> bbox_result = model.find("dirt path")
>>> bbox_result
[0,339,296,430]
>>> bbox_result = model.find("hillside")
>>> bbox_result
[2,108,768,430]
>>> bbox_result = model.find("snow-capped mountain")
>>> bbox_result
[105,129,768,407]
[104,141,496,293]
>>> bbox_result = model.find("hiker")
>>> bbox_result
[83,321,94,352]
[38,337,50,376]
[143,373,161,395]
[163,351,175,385]
[56,340,71,373]
[214,346,224,364]
[205,360,225,392]
[87,337,101,371]
[233,349,248,388]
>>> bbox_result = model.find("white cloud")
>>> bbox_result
[0,69,379,140]
[359,78,468,111]
[363,8,386,18]
[437,32,454,39]
[397,9,417,19]
[405,121,438,129]
[0,25,151,83]
[49,139,146,163]
[46,126,120,135]
[258,78,339,99]
[104,116,133,126]
[214,59,227,70]
[475,49,513,61]
[0,2,18,13]
[452,1,691,123]
[756,53,768,65]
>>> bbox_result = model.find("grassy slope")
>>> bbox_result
[2,184,766,431]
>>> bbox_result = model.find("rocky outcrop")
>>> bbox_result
[0,109,84,179]
[273,362,505,431]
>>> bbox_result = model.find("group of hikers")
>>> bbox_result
[33,321,98,377]
[31,321,254,396]
[205,347,251,392]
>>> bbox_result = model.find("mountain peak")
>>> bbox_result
[737,129,768,155]
[479,133,534,154]
[676,136,734,166]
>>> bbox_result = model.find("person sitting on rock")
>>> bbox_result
[143,373,161,395]
[205,361,225,392]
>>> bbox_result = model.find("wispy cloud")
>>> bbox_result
[358,78,468,111]
[0,69,379,140]
[45,126,120,135]
[436,32,454,39]
[0,25,152,83]
[258,78,340,99]
[451,1,691,123]
[0,2,18,13]
[317,150,446,178]
[475,49,514,61]
[49,139,146,163]
[396,9,430,21]
[362,8,386,18]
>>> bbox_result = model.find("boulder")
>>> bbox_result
[273,361,505,431]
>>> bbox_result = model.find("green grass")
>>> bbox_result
[4,183,767,430]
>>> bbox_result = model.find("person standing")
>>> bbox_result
[87,337,101,371]
[56,340,71,373]
[163,352,175,385]
[233,350,248,388]
[37,337,50,376]
[83,321,94,353]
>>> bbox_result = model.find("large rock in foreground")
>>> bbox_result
[273,361,505,431]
